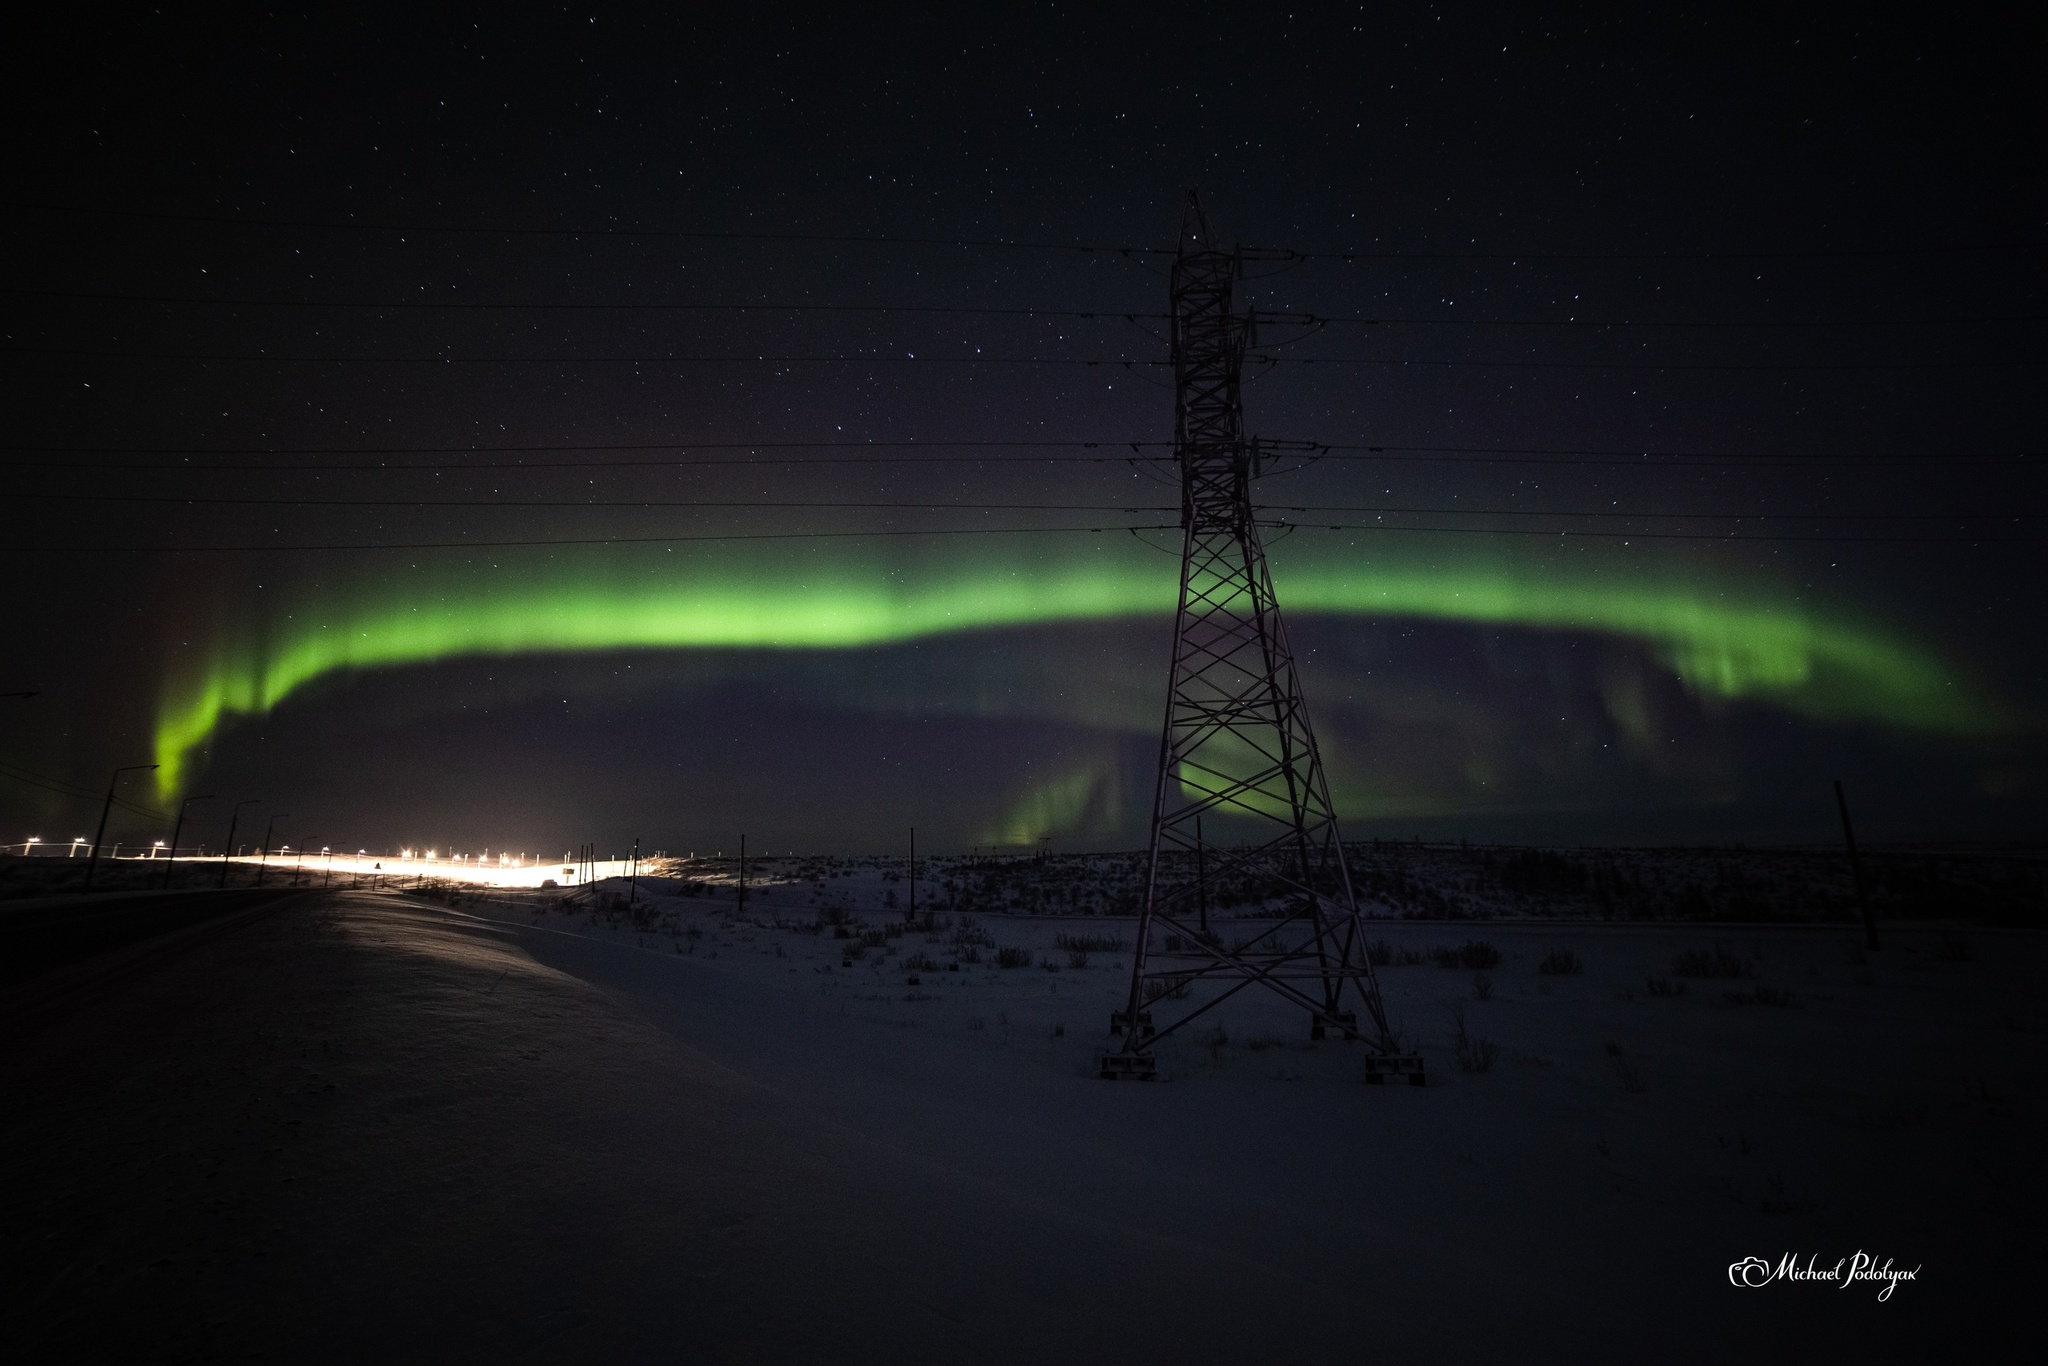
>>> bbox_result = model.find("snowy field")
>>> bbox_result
[4,864,2036,1361]
[478,872,2035,1354]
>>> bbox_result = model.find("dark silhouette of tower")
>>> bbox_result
[1101,193,1422,1085]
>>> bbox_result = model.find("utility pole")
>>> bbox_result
[254,814,288,888]
[80,763,158,894]
[629,836,640,906]
[160,792,216,889]
[1103,192,1417,1085]
[1834,780,1880,951]
[738,833,747,914]
[219,799,260,888]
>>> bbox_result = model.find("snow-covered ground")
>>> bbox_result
[4,874,2034,1361]
[489,875,2034,1352]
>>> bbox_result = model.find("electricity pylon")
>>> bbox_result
[1101,192,1422,1085]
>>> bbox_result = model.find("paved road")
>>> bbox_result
[0,887,304,988]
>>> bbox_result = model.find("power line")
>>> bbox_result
[2,344,1155,366]
[1318,450,2039,473]
[9,287,2039,330]
[1264,521,2041,545]
[0,520,2029,555]
[0,759,167,820]
[1269,243,2047,262]
[0,287,1156,321]
[1254,354,2043,373]
[11,491,2039,521]
[1267,505,2041,523]
[1310,313,2047,330]
[0,441,2028,469]
[8,202,2037,260]
[14,493,1172,512]
[5,344,2037,372]
[0,202,1166,255]
[0,524,1180,554]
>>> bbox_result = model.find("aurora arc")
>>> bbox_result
[152,539,1997,799]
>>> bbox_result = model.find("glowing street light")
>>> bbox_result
[21,837,40,856]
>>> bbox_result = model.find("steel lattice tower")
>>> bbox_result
[1100,193,1423,1085]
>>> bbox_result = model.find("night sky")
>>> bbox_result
[3,4,2041,856]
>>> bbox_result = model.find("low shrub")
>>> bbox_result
[1055,932,1128,953]
[1538,948,1583,975]
[1447,1002,1497,1072]
[1671,949,1750,979]
[996,946,1032,969]
[1645,975,1685,997]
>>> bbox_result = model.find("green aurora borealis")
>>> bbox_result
[152,536,2001,802]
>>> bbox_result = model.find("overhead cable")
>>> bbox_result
[6,345,2037,372]
[7,202,2037,260]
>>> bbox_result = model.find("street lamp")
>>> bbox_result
[253,814,289,887]
[81,763,159,894]
[161,793,216,889]
[22,836,40,857]
[69,837,85,858]
[219,799,261,888]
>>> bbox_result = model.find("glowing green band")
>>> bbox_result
[152,539,1996,798]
